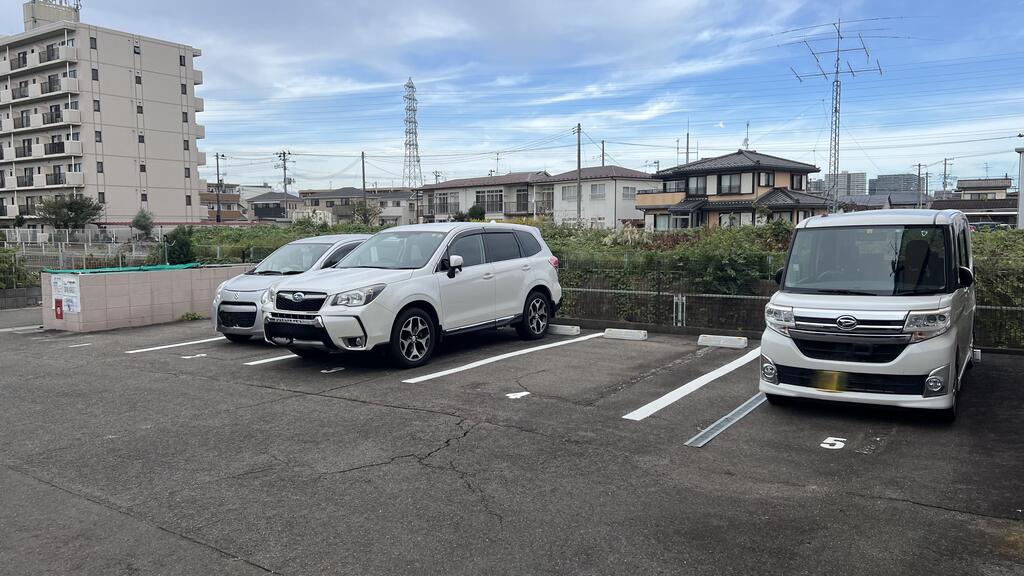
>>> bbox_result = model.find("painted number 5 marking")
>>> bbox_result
[820,437,846,450]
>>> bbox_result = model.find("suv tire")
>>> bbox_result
[390,307,436,369]
[515,290,551,340]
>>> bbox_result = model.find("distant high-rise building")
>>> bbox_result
[869,173,920,196]
[825,171,867,196]
[1,0,206,227]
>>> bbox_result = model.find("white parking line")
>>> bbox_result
[622,347,761,421]
[684,393,766,447]
[68,342,94,348]
[244,353,296,366]
[124,336,226,354]
[403,332,605,384]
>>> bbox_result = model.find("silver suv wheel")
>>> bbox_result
[528,296,548,335]
[399,315,431,361]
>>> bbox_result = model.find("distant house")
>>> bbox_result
[534,165,653,228]
[637,149,826,230]
[418,172,551,223]
[930,197,1018,226]
[294,186,416,226]
[202,182,245,222]
[248,191,300,222]
[955,178,1012,200]
[838,194,890,211]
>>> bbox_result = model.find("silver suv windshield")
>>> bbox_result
[337,230,447,270]
[249,243,332,275]
[783,225,951,296]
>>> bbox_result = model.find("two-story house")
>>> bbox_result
[248,191,299,223]
[418,171,551,223]
[535,165,652,228]
[294,186,416,226]
[636,150,827,230]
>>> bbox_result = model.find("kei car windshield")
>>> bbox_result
[250,243,332,275]
[783,225,951,296]
[336,231,447,270]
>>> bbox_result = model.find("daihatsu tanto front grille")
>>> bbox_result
[776,365,926,395]
[276,291,327,312]
[791,314,910,363]
[791,338,908,363]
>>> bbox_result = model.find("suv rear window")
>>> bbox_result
[484,232,521,262]
[514,230,542,256]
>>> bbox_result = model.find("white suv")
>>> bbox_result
[261,223,562,367]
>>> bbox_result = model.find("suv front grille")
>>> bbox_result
[776,365,926,395]
[276,291,327,312]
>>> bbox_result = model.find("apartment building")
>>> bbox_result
[294,186,416,226]
[1,0,205,227]
[637,149,826,230]
[203,182,244,222]
[869,173,920,195]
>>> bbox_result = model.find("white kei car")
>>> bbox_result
[261,223,562,367]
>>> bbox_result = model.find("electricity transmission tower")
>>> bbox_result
[790,19,883,212]
[402,78,423,188]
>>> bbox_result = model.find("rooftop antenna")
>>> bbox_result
[742,121,750,149]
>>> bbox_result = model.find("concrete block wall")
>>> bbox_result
[42,265,249,332]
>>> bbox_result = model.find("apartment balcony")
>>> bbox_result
[193,69,203,85]
[193,96,204,112]
[425,202,460,216]
[8,54,29,72]
[1,77,79,105]
[14,146,33,159]
[195,150,207,165]
[253,206,287,219]
[331,204,356,217]
[199,191,241,204]
[32,171,83,188]
[195,124,206,139]
[205,208,242,221]
[1,108,80,135]
[15,175,34,188]
[36,46,77,67]
[32,140,83,159]
[19,204,36,216]
[634,190,684,209]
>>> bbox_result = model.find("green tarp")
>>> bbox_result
[42,263,201,275]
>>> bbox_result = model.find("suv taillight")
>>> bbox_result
[548,256,559,268]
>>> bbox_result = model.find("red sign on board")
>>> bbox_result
[55,298,63,320]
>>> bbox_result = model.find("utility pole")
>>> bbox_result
[361,151,366,207]
[575,123,582,223]
[925,172,930,204]
[675,138,679,166]
[275,151,292,196]
[1015,145,1024,229]
[213,152,226,223]
[685,118,691,164]
[915,163,925,208]
[495,152,500,175]
[942,158,953,194]
[601,140,605,167]
[432,170,442,184]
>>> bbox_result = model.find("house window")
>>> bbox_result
[560,185,578,201]
[379,201,387,208]
[393,201,401,207]
[590,183,606,199]
[719,173,741,194]
[179,54,186,66]
[183,139,189,150]
[139,164,146,173]
[94,130,102,142]
[621,186,636,199]
[791,173,805,190]
[141,192,148,201]
[687,176,706,194]
[719,212,753,227]
[185,167,190,178]
[91,68,99,81]
[135,74,142,84]
[654,214,670,230]
[138,134,145,143]
[93,99,100,111]
[180,83,187,95]
[758,172,774,187]
[185,195,192,206]
[89,37,97,50]
[133,45,141,55]
[96,161,104,173]
[136,104,143,114]
[97,192,105,203]
[326,201,335,207]
[666,180,687,192]
[474,189,503,213]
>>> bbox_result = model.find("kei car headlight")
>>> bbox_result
[903,308,951,343]
[765,303,795,336]
[215,281,227,296]
[261,288,276,306]
[330,284,386,307]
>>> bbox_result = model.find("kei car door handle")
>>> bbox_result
[482,272,495,280]
[521,264,532,271]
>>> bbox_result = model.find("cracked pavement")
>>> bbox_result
[1,317,1022,575]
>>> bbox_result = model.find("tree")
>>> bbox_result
[353,201,382,226]
[132,209,154,238]
[12,214,25,228]
[35,196,103,229]
[466,204,486,221]
[163,226,196,264]
[452,211,468,222]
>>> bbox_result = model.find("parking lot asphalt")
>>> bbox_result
[1,318,1022,575]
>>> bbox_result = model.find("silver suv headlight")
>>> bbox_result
[903,308,951,343]
[329,284,386,307]
[765,303,794,337]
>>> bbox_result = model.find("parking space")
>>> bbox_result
[1,319,1022,575]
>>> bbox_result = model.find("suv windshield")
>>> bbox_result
[337,230,447,270]
[249,243,332,275]
[783,225,951,296]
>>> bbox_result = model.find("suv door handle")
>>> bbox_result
[482,272,495,280]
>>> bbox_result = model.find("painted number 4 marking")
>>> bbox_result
[820,437,846,450]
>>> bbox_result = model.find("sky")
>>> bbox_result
[4,0,1023,192]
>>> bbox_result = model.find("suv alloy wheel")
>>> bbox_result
[516,290,550,340]
[390,307,436,368]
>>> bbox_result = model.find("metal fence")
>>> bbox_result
[1,227,169,244]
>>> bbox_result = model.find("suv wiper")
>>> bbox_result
[343,265,391,269]
[812,289,877,296]
[254,270,282,275]
[281,270,304,275]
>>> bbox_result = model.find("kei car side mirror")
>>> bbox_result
[958,266,974,288]
[774,267,785,286]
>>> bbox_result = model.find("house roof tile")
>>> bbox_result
[657,150,820,177]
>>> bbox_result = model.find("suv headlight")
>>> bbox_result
[903,308,951,343]
[765,303,794,336]
[329,284,386,307]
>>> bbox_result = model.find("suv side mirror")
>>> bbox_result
[773,267,785,286]
[446,255,464,278]
[958,266,974,288]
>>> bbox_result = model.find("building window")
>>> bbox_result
[590,183,606,199]
[138,134,145,143]
[719,174,741,194]
[560,185,578,201]
[182,111,188,123]
[687,176,707,194]
[97,192,105,204]
[139,164,146,173]
[474,189,503,212]
[133,45,141,55]
[135,74,142,84]
[183,139,189,150]
[179,54,186,66]
[621,186,636,199]
[96,161,104,173]
[718,212,753,227]
[180,83,187,95]
[184,167,190,178]
[141,193,148,202]
[325,200,335,207]
[791,173,805,190]
[93,99,100,111]
[89,36,97,50]
[136,104,143,114]
[91,68,99,81]
[392,201,401,207]
[185,195,192,206]
[758,172,775,187]
[94,130,102,142]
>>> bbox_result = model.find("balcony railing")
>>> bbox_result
[13,116,30,129]
[12,86,29,100]
[16,176,33,187]
[43,142,65,155]
[46,173,66,186]
[253,206,287,219]
[504,201,532,214]
[40,79,62,94]
[11,55,28,70]
[38,47,60,64]
[426,202,460,215]
[42,111,62,124]
[479,202,503,214]
[19,204,36,216]
[14,146,32,158]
